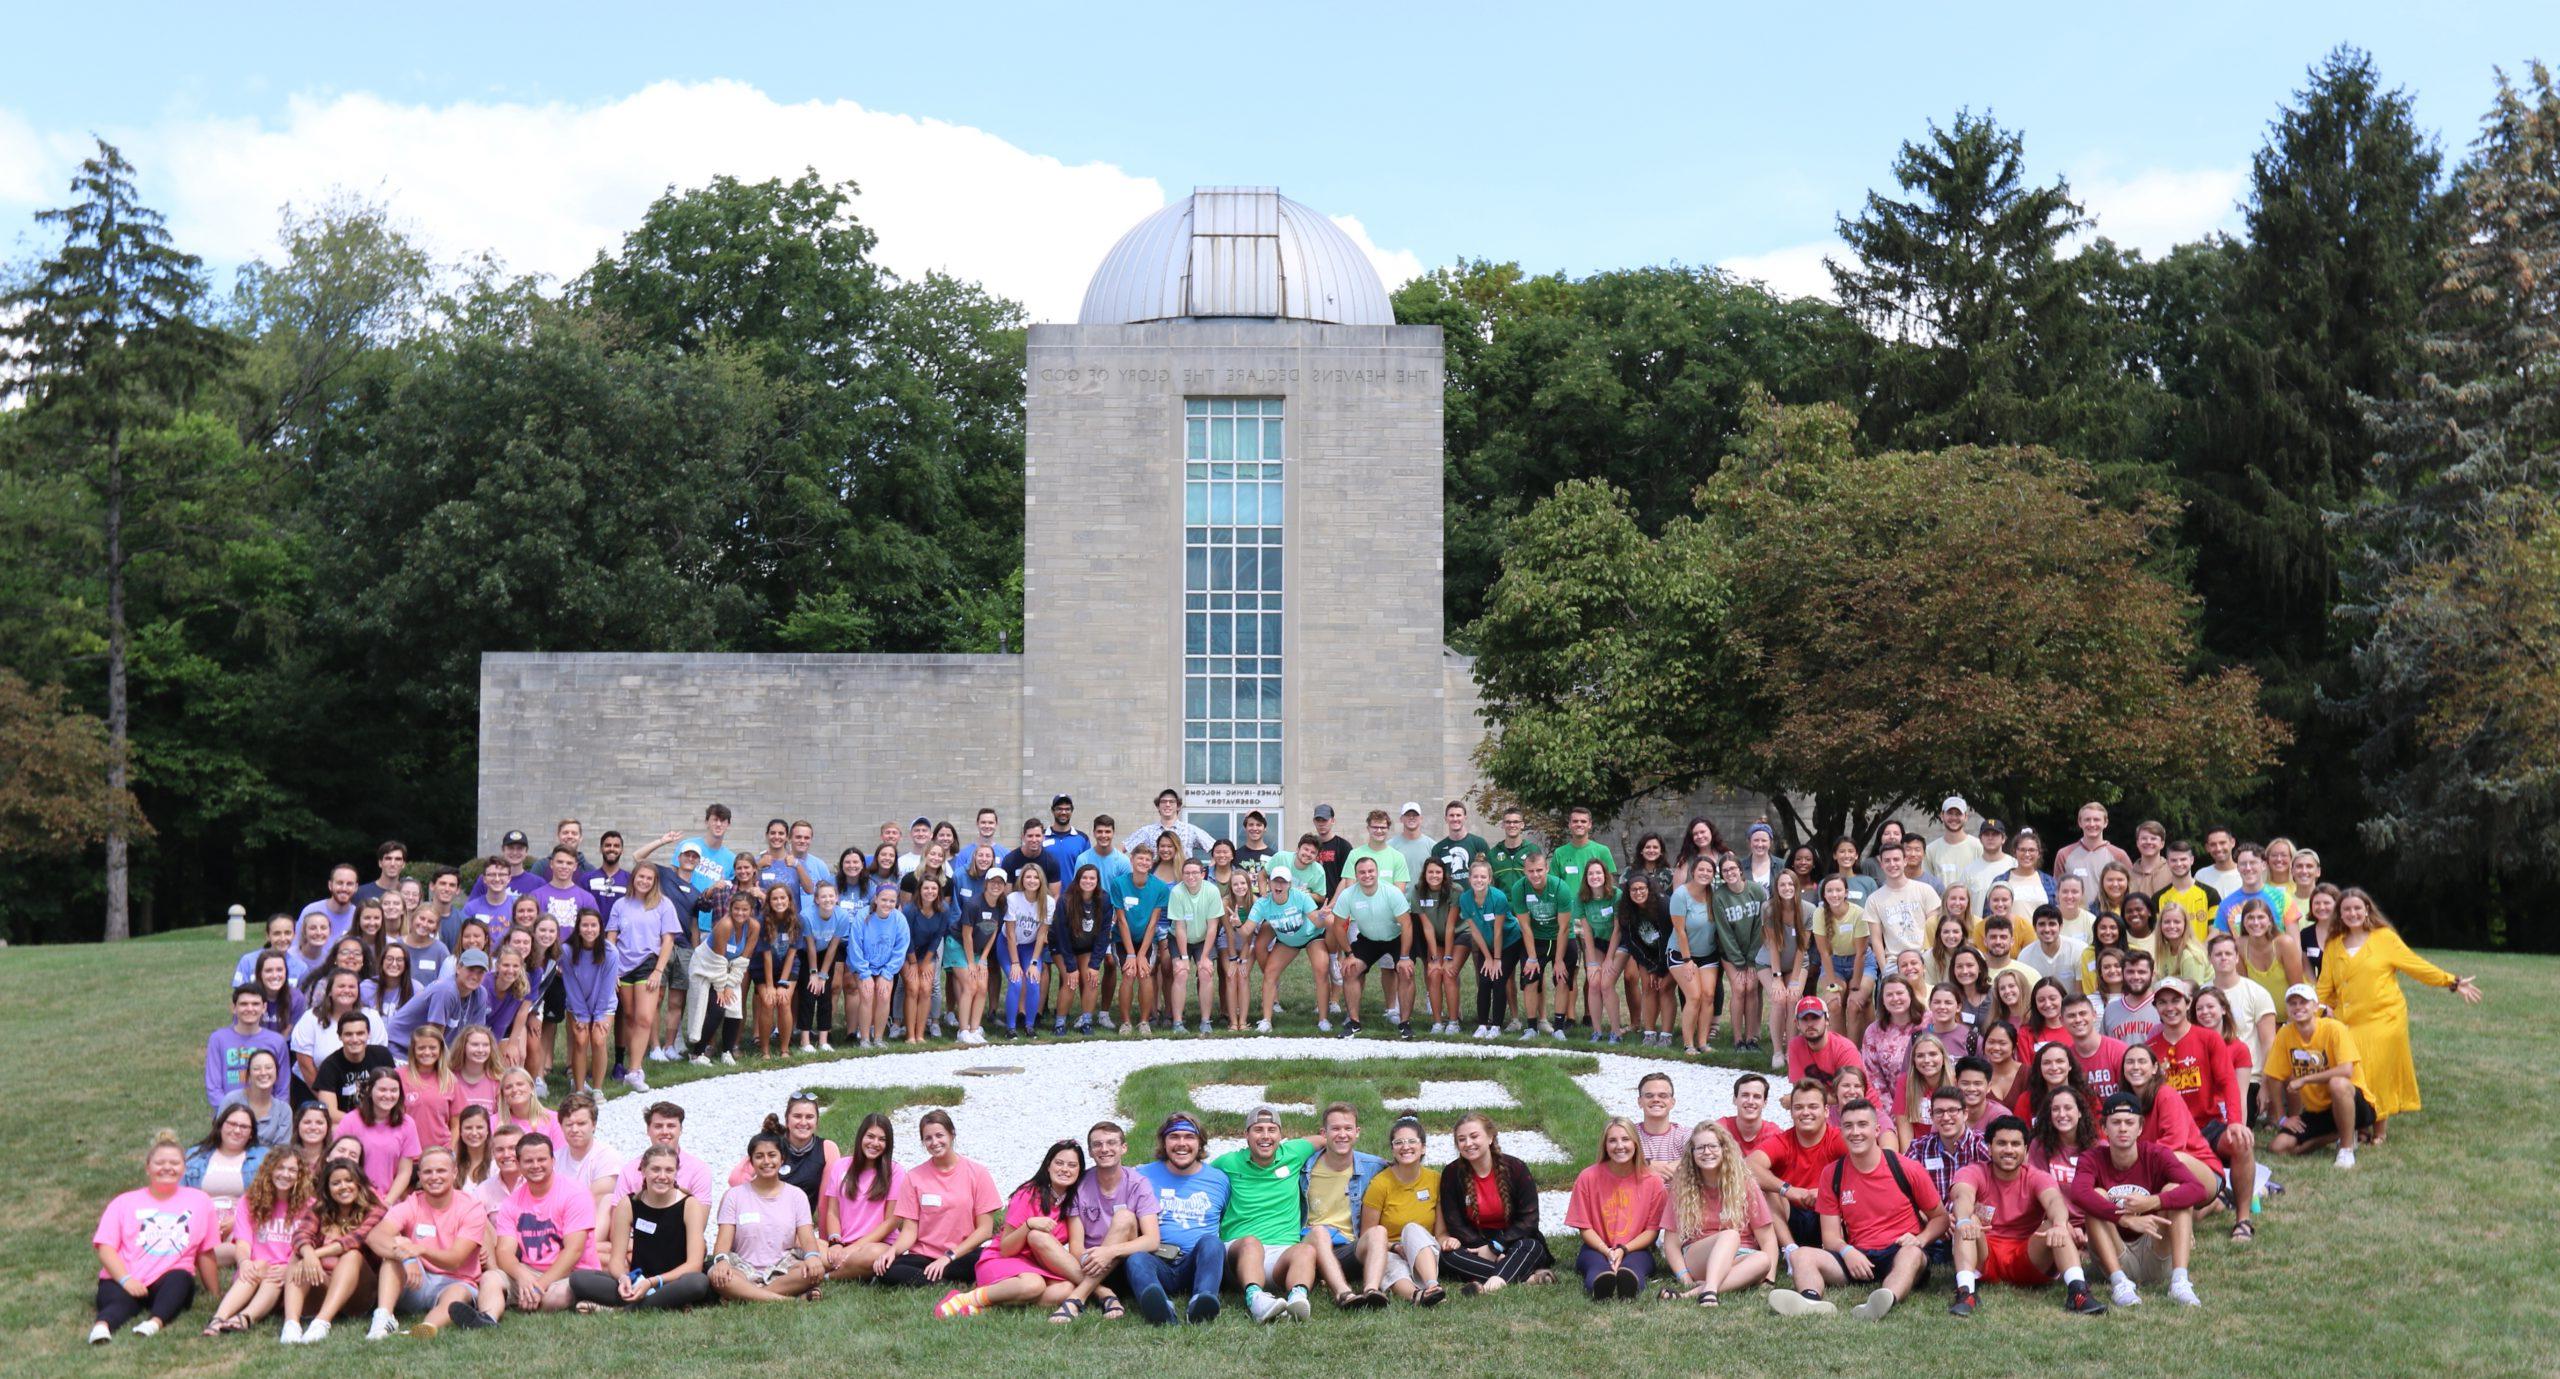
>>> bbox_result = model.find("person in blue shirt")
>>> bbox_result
[1044,794,1091,880]
[798,882,849,1053]
[1128,1116,1232,1325]
[1301,1103,1390,1307]
[1109,842,1174,1033]
[899,874,958,1046]
[675,804,739,895]
[1249,868,1325,1032]
[231,913,309,990]
[846,886,911,1049]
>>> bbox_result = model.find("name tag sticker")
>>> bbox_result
[739,1212,761,1225]
[415,1223,437,1239]
[634,1218,657,1234]
[921,1193,943,1208]
[1415,1190,1431,1201]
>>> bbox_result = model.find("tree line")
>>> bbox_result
[3,48,2552,947]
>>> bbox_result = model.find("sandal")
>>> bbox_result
[1360,1288,1391,1309]
[1047,1299,1083,1325]
[1415,1284,1446,1307]
[2230,1219,2255,1244]
[1657,1286,1686,1302]
[1098,1293,1126,1320]
[1697,1290,1719,1308]
[1330,1288,1359,1308]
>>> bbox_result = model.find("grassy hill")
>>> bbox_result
[4,927,2553,1378]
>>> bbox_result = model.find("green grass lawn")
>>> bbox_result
[5,928,2554,1378]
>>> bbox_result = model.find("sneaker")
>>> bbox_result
[278,1321,303,1345]
[131,1318,161,1338]
[1399,1022,1414,1041]
[407,1322,440,1339]
[2066,1282,2108,1315]
[1187,1294,1220,1325]
[1285,1290,1312,1321]
[1343,1020,1361,1039]
[1076,1017,1093,1034]
[448,1304,496,1330]
[1518,1025,1537,1040]
[1134,1286,1176,1326]
[1248,1292,1281,1324]
[1316,1019,1332,1033]
[1139,1022,1153,1036]
[2110,1278,2141,1307]
[1551,1026,1568,1041]
[1329,1000,1344,1017]
[719,1052,736,1066]
[1771,1047,1786,1070]
[2167,1279,2201,1308]
[817,1035,833,1051]
[690,1054,712,1067]
[1100,1013,1118,1030]
[1947,1286,1977,1318]
[302,1318,332,1343]
[1255,1019,1272,1033]
[1430,1021,1447,1035]
[89,1322,110,1345]
[2334,1147,2357,1170]
[1054,1017,1068,1035]
[1475,1025,1495,1039]
[1171,1021,1188,1034]
[644,1046,666,1063]
[367,1312,397,1341]
[1768,1289,1835,1318]
[1849,1288,1895,1321]
[1608,1031,1624,1045]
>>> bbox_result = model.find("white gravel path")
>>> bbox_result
[599,1040,1789,1234]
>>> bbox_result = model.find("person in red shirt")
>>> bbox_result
[2061,998,2128,1100]
[2083,1094,2209,1307]
[1945,1116,2105,1317]
[1770,1099,1945,1321]
[2144,980,2259,1243]
[2115,1043,2227,1204]
[1752,1081,1843,1248]
[1785,998,1860,1082]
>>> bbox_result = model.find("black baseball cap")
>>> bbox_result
[1978,819,2008,836]
[500,829,530,848]
[1051,794,1073,807]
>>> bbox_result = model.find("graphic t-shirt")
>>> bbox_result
[1863,881,1942,957]
[1210,1139,1321,1244]
[234,1203,301,1265]
[1069,1168,1158,1246]
[1952,1162,2056,1240]
[1816,1152,1942,1250]
[94,1186,217,1285]
[1134,1161,1232,1253]
[2264,1017,2369,1114]
[378,1191,488,1281]
[498,1178,599,1272]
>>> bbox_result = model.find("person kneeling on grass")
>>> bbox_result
[709,1132,826,1303]
[1658,1122,1780,1307]
[2080,1093,2210,1308]
[567,1144,713,1313]
[1944,1116,2106,1318]
[2263,984,2377,1171]
[1568,1118,1666,1300]
[935,1139,1087,1318]
[1769,1098,1945,1321]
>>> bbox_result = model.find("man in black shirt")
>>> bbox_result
[1310,805,1353,897]
[313,1011,395,1115]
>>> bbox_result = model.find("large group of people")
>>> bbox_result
[99,789,2483,1342]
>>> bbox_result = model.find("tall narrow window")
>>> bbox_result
[1183,399,1283,812]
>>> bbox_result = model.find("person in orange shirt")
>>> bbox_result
[2264,986,2374,1169]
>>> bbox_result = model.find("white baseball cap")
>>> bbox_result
[1942,795,1969,814]
[1399,801,1424,817]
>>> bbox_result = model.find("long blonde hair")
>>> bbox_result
[1671,1121,1756,1236]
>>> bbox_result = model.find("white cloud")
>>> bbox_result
[1716,241,1844,302]
[2070,164,2247,259]
[0,81,1422,324]
[1329,213,1423,292]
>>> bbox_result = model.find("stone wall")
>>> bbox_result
[476,653,1024,858]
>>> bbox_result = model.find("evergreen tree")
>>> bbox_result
[0,142,234,940]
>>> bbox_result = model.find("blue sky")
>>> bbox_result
[0,2,2540,317]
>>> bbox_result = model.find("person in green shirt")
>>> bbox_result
[1711,854,1770,1056]
[1460,859,1525,1038]
[1340,810,1411,904]
[1507,851,1575,1040]
[1548,806,1618,900]
[1486,808,1538,897]
[1432,801,1493,888]
[1566,857,1629,1044]
[1161,859,1225,1035]
[1332,856,1414,1040]
[1213,1107,1321,1323]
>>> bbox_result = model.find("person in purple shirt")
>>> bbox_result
[1067,1119,1160,1317]
[495,829,545,898]
[299,864,361,946]
[447,859,519,950]
[230,913,310,989]
[207,987,292,1108]
[523,846,601,933]
[386,951,494,1059]
[576,830,634,911]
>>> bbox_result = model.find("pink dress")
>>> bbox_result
[973,1186,1070,1286]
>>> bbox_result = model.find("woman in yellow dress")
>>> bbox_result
[2315,888,2482,1136]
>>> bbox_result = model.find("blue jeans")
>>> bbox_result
[1122,1237,1227,1320]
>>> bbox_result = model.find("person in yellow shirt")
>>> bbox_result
[2264,986,2374,1169]
[2151,841,2222,935]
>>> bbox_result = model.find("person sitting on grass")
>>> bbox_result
[821,1113,905,1284]
[934,1139,1085,1318]
[568,1143,712,1313]
[1357,1116,1447,1307]
[710,1132,826,1304]
[1211,1106,1323,1322]
[1769,1098,1945,1322]
[487,1132,596,1320]
[1056,1119,1158,1323]
[2080,1093,2212,1308]
[1437,1111,1554,1293]
[1567,1117,1666,1301]
[1944,1115,2107,1318]
[362,1146,489,1338]
[89,1130,220,1345]
[1658,1120,1780,1307]
[201,1149,307,1336]
[878,1111,1002,1290]
[280,1156,385,1344]
[1301,1103,1391,1308]
[1127,1114,1231,1325]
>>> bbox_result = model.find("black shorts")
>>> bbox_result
[2289,1091,2376,1138]
[1787,1205,1820,1245]
[1838,1244,1924,1285]
[618,956,660,986]
[1327,1236,1359,1274]
[538,972,567,1023]
[1625,944,1670,977]
[1554,943,1581,979]
[2201,1118,2231,1147]
[1350,936,1406,969]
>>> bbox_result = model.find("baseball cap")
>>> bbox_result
[1051,793,1073,807]
[2283,982,2320,1005]
[984,867,1009,883]
[501,829,530,848]
[1942,795,1969,814]
[457,950,491,970]
[1978,818,2008,836]
[1312,804,1335,820]
[1399,801,1423,817]
[2102,1092,2143,1119]
[2154,977,2195,1000]
[677,844,703,859]
[1246,1106,1283,1128]
[1795,996,1827,1017]
[1269,869,1292,885]
[910,815,932,827]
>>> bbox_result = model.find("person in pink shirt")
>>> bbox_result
[332,1072,421,1201]
[1658,1122,1779,1306]
[490,1133,597,1317]
[821,1113,906,1281]
[89,1130,221,1343]
[1944,1116,2105,1317]
[282,1157,386,1343]
[879,1111,1003,1288]
[398,1025,457,1152]
[1770,1098,1945,1321]
[933,1139,1086,1318]
[364,1146,491,1336]
[1786,997,1862,1082]
[201,1150,309,1335]
[709,1133,825,1303]
[1565,1119,1668,1301]
[615,1101,719,1201]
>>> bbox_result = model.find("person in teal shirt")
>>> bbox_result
[1109,841,1171,1033]
[1210,1107,1322,1323]
[1161,859,1225,1034]
[1332,856,1413,1040]
[1460,859,1526,1038]
[1564,856,1627,1044]
[1710,854,1771,1056]
[1507,852,1576,1039]
[1248,870,1322,1032]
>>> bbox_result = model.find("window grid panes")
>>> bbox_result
[1184,399,1282,788]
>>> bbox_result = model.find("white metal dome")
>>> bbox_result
[1077,186,1395,326]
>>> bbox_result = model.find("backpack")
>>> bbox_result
[1830,1150,1926,1231]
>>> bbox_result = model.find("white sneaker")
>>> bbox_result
[279,1321,303,1345]
[131,1318,162,1338]
[302,1318,331,1343]
[1849,1287,1895,1321]
[690,1054,711,1067]
[367,1311,397,1341]
[1767,1289,1835,1317]
[622,1070,649,1091]
[817,1035,833,1051]
[2334,1147,2357,1170]
[644,1046,666,1063]
[2168,1279,2202,1307]
[2110,1278,2141,1307]
[88,1322,110,1345]
[719,1052,736,1066]
[1248,1291,1282,1324]
[1771,1047,1787,1070]
[1550,1026,1568,1041]
[1316,1019,1332,1033]
[1285,1290,1312,1320]
[1518,1026,1537,1040]
[1255,1019,1272,1033]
